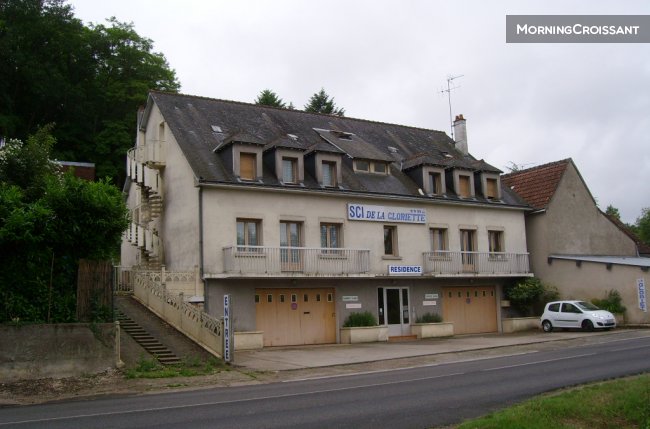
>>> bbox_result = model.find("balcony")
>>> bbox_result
[422,251,530,276]
[223,246,370,276]
[126,139,166,171]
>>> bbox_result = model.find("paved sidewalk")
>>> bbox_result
[233,329,650,371]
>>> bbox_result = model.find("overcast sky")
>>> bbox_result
[68,0,649,223]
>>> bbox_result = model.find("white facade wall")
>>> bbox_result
[201,187,528,276]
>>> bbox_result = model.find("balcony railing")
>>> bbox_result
[126,139,165,169]
[422,251,530,275]
[223,246,370,275]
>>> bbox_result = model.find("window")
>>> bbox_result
[240,152,256,180]
[282,157,297,183]
[548,303,560,312]
[460,229,476,252]
[460,229,476,269]
[384,225,397,256]
[458,175,471,198]
[322,161,336,187]
[429,172,443,195]
[237,219,260,250]
[373,162,387,174]
[486,178,499,199]
[355,160,369,172]
[488,230,504,254]
[320,223,341,249]
[430,228,448,255]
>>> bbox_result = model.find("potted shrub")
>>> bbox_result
[340,311,388,343]
[410,313,453,338]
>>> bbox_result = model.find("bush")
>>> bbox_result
[506,277,557,316]
[416,313,443,323]
[342,311,377,327]
[592,290,626,314]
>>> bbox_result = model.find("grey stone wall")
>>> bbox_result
[0,323,117,382]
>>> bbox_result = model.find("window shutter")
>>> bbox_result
[459,175,470,197]
[240,153,256,180]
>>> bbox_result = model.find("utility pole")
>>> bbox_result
[440,74,463,139]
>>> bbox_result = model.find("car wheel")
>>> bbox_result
[582,320,594,332]
[542,320,553,333]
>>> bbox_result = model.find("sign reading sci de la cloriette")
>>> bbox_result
[347,203,426,224]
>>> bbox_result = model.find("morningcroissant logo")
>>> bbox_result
[506,15,650,43]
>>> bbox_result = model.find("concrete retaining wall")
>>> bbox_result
[0,323,118,382]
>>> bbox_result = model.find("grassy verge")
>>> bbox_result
[125,355,229,379]
[457,374,650,429]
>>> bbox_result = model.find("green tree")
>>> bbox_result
[605,204,621,220]
[0,129,128,322]
[0,1,180,184]
[506,278,558,316]
[255,89,286,108]
[304,88,345,116]
[634,207,650,246]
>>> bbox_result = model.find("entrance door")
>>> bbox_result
[379,287,410,336]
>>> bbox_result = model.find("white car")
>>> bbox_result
[540,300,616,332]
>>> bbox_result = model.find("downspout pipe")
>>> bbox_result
[198,181,207,311]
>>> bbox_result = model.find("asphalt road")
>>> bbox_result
[1,335,649,429]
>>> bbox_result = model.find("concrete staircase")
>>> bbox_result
[116,309,181,365]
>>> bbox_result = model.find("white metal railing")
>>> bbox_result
[422,251,530,275]
[124,268,222,357]
[223,246,370,275]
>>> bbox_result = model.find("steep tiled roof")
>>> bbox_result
[148,91,527,208]
[603,212,650,256]
[501,159,571,210]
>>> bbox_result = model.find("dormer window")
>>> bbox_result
[429,172,442,195]
[458,175,471,198]
[481,174,501,200]
[282,157,298,183]
[322,161,337,187]
[373,162,387,174]
[354,160,388,175]
[355,160,370,172]
[451,170,475,198]
[240,152,257,180]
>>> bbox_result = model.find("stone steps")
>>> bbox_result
[116,310,182,365]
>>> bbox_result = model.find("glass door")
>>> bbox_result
[379,287,410,336]
[280,221,302,271]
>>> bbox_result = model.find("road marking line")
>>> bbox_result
[481,353,596,372]
[0,372,466,426]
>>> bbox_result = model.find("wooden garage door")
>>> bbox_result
[442,286,497,335]
[255,288,336,347]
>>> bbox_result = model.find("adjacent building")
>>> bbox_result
[502,159,649,324]
[122,92,532,347]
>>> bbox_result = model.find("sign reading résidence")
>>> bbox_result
[347,203,426,224]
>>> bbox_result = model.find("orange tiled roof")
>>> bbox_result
[501,159,571,210]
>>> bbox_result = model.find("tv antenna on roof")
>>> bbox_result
[439,74,463,139]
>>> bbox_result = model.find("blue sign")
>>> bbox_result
[388,265,423,275]
[348,203,426,224]
[638,278,647,313]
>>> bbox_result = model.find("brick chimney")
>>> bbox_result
[453,114,468,155]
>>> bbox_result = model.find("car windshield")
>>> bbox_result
[576,301,600,311]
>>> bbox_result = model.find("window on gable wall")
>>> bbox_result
[240,152,256,180]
